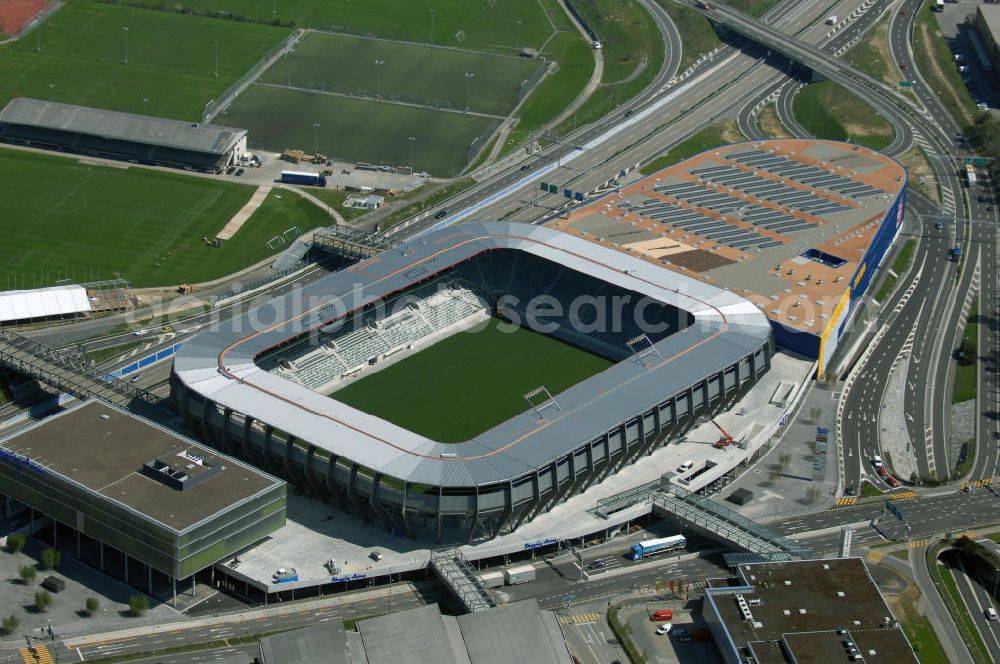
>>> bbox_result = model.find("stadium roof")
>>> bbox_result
[0,98,246,155]
[0,284,91,323]
[556,139,906,335]
[0,400,282,532]
[173,222,771,488]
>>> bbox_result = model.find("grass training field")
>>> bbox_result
[332,318,613,443]
[224,85,495,175]
[151,0,552,53]
[262,32,543,116]
[0,1,292,120]
[0,147,328,288]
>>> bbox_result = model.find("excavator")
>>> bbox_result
[710,419,734,449]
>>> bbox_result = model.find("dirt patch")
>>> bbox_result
[0,0,50,37]
[759,104,790,138]
[898,146,940,203]
[720,120,744,143]
[842,121,893,141]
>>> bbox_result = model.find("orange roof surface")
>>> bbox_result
[551,139,906,335]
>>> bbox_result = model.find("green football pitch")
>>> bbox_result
[0,1,292,120]
[0,147,329,288]
[261,32,543,116]
[158,0,553,52]
[331,318,614,443]
[223,85,495,176]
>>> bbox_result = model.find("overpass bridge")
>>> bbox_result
[696,1,951,157]
[591,476,811,561]
[0,328,168,423]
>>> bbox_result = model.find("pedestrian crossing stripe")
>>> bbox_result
[19,645,54,664]
[955,531,977,540]
[559,612,601,624]
[969,479,993,488]
[867,550,885,563]
[908,539,929,549]
[890,490,918,500]
[836,497,858,506]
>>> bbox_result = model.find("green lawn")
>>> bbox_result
[874,238,916,302]
[793,81,894,151]
[0,147,328,288]
[953,299,979,403]
[656,0,721,71]
[332,318,613,442]
[640,120,741,175]
[894,585,949,664]
[0,1,292,120]
[860,481,883,498]
[929,546,992,664]
[264,32,543,116]
[224,85,495,176]
[718,0,783,18]
[914,0,977,126]
[845,10,897,86]
[555,0,664,135]
[141,0,554,53]
[502,0,595,153]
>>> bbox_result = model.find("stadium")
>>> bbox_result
[171,222,772,544]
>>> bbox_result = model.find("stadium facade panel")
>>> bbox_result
[171,222,772,542]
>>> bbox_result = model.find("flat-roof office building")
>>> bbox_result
[0,400,286,601]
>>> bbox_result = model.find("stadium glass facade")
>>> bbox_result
[171,222,773,544]
[172,334,769,544]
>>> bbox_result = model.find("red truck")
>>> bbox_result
[650,609,674,622]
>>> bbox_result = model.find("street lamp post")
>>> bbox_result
[374,59,384,98]
[346,0,351,33]
[123,26,129,66]
[313,123,321,155]
[48,83,55,101]
[143,96,149,114]
[464,72,474,111]
[994,568,999,599]
[273,0,277,21]
[516,19,522,51]
[408,136,416,173]
[213,39,218,78]
[430,8,436,44]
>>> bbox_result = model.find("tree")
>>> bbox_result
[34,590,51,613]
[18,565,36,585]
[129,594,149,617]
[85,596,100,616]
[6,533,25,554]
[778,453,791,469]
[1,613,18,635]
[805,486,821,504]
[41,547,60,571]
[768,468,781,485]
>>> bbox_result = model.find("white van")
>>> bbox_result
[677,460,695,474]
[826,16,837,25]
[871,455,884,469]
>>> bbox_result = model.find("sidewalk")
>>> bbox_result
[62,582,416,649]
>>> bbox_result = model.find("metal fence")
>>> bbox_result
[203,30,301,123]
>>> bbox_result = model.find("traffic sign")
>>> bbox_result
[898,80,913,88]
[548,184,557,194]
[540,182,548,191]
[574,192,584,201]
[564,188,572,198]
[964,156,992,167]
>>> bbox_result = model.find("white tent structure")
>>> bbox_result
[0,285,92,324]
